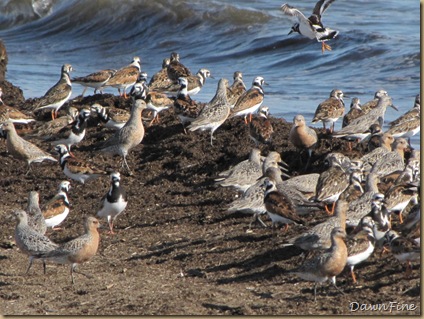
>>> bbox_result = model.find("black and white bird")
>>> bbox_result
[281,0,339,53]
[97,172,128,234]
[45,108,91,153]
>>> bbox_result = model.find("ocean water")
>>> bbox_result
[0,0,420,148]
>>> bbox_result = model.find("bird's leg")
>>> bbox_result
[122,156,133,176]
[43,259,47,275]
[108,221,116,235]
[25,257,34,274]
[52,226,64,231]
[398,212,404,224]
[405,261,412,278]
[249,113,253,123]
[322,42,332,53]
[313,283,318,302]
[351,267,357,284]
[244,116,248,125]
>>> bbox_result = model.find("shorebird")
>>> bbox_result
[13,209,58,274]
[1,120,57,174]
[42,180,71,230]
[285,200,348,251]
[263,178,304,233]
[289,114,318,170]
[188,78,231,145]
[55,144,107,184]
[383,181,418,224]
[226,71,247,108]
[0,87,35,124]
[314,153,351,215]
[388,94,420,128]
[167,68,213,95]
[281,0,339,53]
[332,95,398,142]
[370,137,409,177]
[346,221,375,284]
[361,123,383,152]
[26,191,47,235]
[148,57,173,92]
[38,216,101,284]
[248,105,274,146]
[172,77,207,132]
[312,89,345,133]
[215,148,262,192]
[360,89,390,114]
[90,103,130,130]
[97,172,128,234]
[45,108,91,153]
[384,230,420,278]
[342,97,362,128]
[99,99,147,174]
[166,52,192,83]
[290,227,347,302]
[361,132,394,173]
[72,68,116,96]
[33,64,73,120]
[229,76,266,124]
[104,56,141,98]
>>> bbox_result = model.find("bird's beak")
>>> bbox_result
[288,30,293,35]
[390,104,399,111]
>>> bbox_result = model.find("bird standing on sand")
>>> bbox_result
[37,216,101,284]
[188,78,231,146]
[99,99,147,174]
[42,180,71,230]
[34,64,73,120]
[230,76,266,124]
[281,0,339,53]
[289,114,318,170]
[97,172,128,234]
[290,227,347,302]
[104,56,141,98]
[13,210,58,274]
[312,89,345,133]
[1,120,57,174]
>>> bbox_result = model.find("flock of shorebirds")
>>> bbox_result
[1,0,420,302]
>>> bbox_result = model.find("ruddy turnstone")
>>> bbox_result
[383,182,418,224]
[281,0,339,53]
[226,71,247,108]
[346,222,375,284]
[229,76,266,124]
[312,89,345,133]
[384,229,420,278]
[0,87,35,124]
[285,200,348,251]
[263,178,304,233]
[166,52,192,83]
[188,78,231,145]
[97,172,128,234]
[148,57,173,92]
[172,77,207,131]
[55,144,107,184]
[90,103,130,130]
[23,107,79,140]
[42,180,71,230]
[33,64,73,120]
[99,99,147,174]
[144,86,174,126]
[72,68,116,96]
[289,114,318,170]
[13,209,58,274]
[339,168,364,203]
[104,56,141,98]
[290,227,347,302]
[26,191,47,235]
[1,120,57,174]
[362,123,383,152]
[366,193,391,245]
[248,105,274,146]
[370,137,409,177]
[342,97,362,128]
[168,68,213,95]
[332,95,397,142]
[314,153,351,214]
[45,108,91,153]
[215,148,262,192]
[386,117,420,140]
[38,216,100,284]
